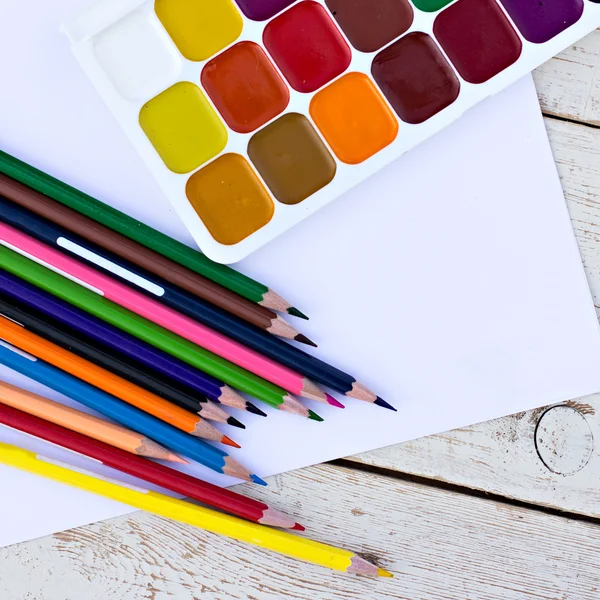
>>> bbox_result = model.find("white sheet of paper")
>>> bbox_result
[1,0,600,549]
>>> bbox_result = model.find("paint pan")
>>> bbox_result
[63,0,600,264]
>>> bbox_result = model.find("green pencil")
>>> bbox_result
[0,247,321,421]
[0,149,306,318]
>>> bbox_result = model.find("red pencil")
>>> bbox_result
[0,402,303,530]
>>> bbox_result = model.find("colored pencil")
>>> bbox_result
[0,314,239,448]
[0,403,300,529]
[0,443,391,576]
[0,270,266,418]
[0,222,328,404]
[0,206,381,408]
[0,343,263,482]
[0,197,314,347]
[0,295,244,428]
[0,197,377,407]
[0,192,316,346]
[0,200,375,403]
[0,380,185,464]
[0,213,388,409]
[0,155,305,317]
[0,249,322,421]
[0,265,383,415]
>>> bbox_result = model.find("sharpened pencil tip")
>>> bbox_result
[308,410,324,422]
[287,307,309,320]
[251,474,268,486]
[294,333,317,348]
[227,416,246,429]
[291,523,306,531]
[326,394,345,409]
[222,436,241,449]
[378,568,394,578]
[247,402,267,417]
[168,453,189,465]
[374,397,397,411]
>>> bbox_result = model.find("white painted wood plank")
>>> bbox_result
[1,463,599,600]
[535,29,600,125]
[549,117,600,313]
[536,404,594,474]
[349,397,600,518]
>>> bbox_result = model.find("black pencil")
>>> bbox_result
[0,269,265,416]
[0,294,245,428]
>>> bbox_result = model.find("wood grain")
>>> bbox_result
[550,117,600,311]
[535,405,594,475]
[1,463,600,600]
[349,395,600,519]
[535,29,600,125]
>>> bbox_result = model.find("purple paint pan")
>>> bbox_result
[499,0,584,44]
[234,0,297,21]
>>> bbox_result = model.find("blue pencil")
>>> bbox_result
[0,341,265,484]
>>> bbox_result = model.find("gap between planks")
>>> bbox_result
[542,112,600,131]
[534,28,600,127]
[332,456,600,527]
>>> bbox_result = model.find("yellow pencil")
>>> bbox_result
[0,443,392,576]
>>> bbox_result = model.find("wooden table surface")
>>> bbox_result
[2,34,600,600]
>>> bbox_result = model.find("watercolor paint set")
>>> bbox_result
[63,0,600,264]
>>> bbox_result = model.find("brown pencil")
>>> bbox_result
[0,173,308,342]
[0,380,186,463]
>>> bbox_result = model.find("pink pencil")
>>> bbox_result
[0,222,327,403]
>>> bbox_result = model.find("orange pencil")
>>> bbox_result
[0,315,239,448]
[0,380,185,463]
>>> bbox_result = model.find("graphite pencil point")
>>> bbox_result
[247,402,267,417]
[294,333,317,348]
[374,397,397,411]
[222,436,241,449]
[308,410,324,422]
[287,307,309,320]
[251,474,268,486]
[326,394,345,409]
[227,416,246,429]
